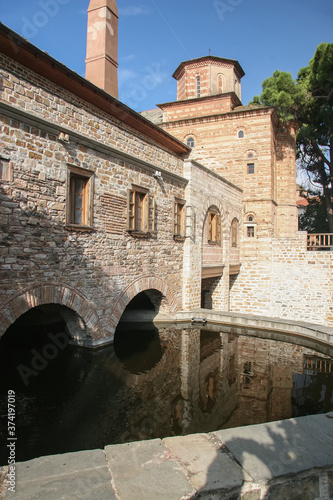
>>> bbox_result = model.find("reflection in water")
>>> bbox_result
[0,325,333,463]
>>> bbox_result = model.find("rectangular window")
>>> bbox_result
[247,226,255,238]
[174,199,186,238]
[0,159,10,181]
[127,186,155,235]
[208,211,221,244]
[67,165,94,227]
[247,163,255,174]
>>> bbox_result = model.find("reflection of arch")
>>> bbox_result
[0,283,103,340]
[111,276,179,329]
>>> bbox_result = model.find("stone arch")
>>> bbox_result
[199,196,228,239]
[230,217,239,244]
[110,276,180,329]
[0,283,103,341]
[184,132,197,148]
[243,147,260,159]
[235,125,247,138]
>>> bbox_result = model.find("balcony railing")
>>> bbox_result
[307,233,333,251]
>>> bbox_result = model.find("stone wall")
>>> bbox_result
[0,54,190,343]
[230,232,333,327]
[182,160,242,311]
[0,51,246,343]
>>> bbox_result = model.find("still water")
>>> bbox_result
[1,322,333,464]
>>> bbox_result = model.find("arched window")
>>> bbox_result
[187,137,195,148]
[208,210,221,244]
[217,74,224,93]
[247,152,255,174]
[245,214,256,238]
[231,218,238,247]
[196,76,201,98]
[238,130,244,139]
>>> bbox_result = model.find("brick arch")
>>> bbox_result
[199,196,228,238]
[242,146,262,158]
[110,276,180,329]
[0,283,103,340]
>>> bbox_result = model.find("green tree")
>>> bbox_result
[252,43,333,233]
[298,192,329,233]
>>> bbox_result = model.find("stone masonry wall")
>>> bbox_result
[182,160,242,311]
[0,55,190,343]
[230,232,333,327]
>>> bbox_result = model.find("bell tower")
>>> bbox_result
[85,0,119,98]
[172,56,244,101]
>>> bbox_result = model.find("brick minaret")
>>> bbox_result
[85,0,119,98]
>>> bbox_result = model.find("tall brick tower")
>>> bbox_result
[85,0,119,98]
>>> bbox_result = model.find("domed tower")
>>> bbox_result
[173,55,244,102]
[85,0,119,98]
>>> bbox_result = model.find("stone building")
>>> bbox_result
[0,0,332,348]
[144,56,333,326]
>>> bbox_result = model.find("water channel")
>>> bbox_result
[1,316,333,464]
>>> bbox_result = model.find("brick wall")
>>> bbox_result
[230,232,333,327]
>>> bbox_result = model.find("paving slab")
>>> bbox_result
[2,450,116,500]
[163,433,243,493]
[105,438,194,500]
[214,414,333,482]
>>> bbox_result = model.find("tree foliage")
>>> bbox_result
[252,43,333,232]
[298,193,329,233]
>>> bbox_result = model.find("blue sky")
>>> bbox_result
[0,0,332,112]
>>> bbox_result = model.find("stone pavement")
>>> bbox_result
[1,413,333,500]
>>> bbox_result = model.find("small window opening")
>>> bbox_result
[187,137,195,148]
[196,76,201,98]
[247,226,255,238]
[247,163,255,174]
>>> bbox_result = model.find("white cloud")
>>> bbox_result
[118,68,138,85]
[118,6,150,16]
[121,54,136,62]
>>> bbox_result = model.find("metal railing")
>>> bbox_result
[307,233,333,251]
